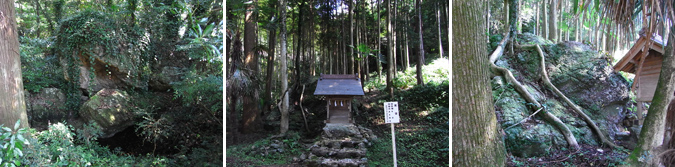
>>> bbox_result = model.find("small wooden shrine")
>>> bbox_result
[314,74,365,124]
[613,33,675,142]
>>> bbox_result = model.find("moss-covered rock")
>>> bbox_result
[495,33,632,158]
[79,88,136,138]
[56,11,148,95]
[26,88,68,129]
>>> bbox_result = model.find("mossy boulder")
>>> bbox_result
[26,88,68,128]
[494,35,632,157]
[56,11,148,95]
[79,88,136,138]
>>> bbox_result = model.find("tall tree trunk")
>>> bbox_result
[437,2,443,58]
[404,12,410,70]
[535,2,539,36]
[242,0,261,134]
[377,0,382,80]
[279,0,289,135]
[295,0,304,83]
[548,0,557,42]
[626,25,675,167]
[416,0,424,86]
[0,0,30,129]
[453,0,507,166]
[349,0,354,74]
[386,0,394,97]
[264,26,277,114]
[541,0,547,39]
[392,0,398,78]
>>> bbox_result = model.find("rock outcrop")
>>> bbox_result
[494,33,633,157]
[79,88,136,138]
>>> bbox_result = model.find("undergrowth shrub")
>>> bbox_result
[400,80,449,110]
[0,120,30,167]
[225,132,303,166]
[20,122,171,166]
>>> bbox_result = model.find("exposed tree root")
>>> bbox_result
[527,44,621,149]
[490,34,580,150]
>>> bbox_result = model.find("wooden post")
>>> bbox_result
[326,99,331,123]
[391,123,397,167]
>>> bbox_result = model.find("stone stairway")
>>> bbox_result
[302,123,377,167]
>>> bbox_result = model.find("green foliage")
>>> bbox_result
[0,120,30,167]
[400,80,449,110]
[226,133,303,166]
[20,122,171,166]
[173,72,223,113]
[135,109,173,146]
[20,37,64,93]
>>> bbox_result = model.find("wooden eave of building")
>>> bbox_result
[613,34,664,73]
[314,74,365,96]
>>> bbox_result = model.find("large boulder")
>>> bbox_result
[495,34,632,157]
[26,88,69,127]
[56,11,148,96]
[79,88,136,138]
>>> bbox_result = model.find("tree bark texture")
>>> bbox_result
[452,0,507,166]
[627,25,675,167]
[0,0,30,129]
[548,0,557,42]
[241,0,261,134]
[279,0,290,135]
[416,0,424,86]
[386,0,394,97]
[265,26,277,114]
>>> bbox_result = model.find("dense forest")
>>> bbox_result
[225,0,449,166]
[454,0,675,166]
[0,0,222,165]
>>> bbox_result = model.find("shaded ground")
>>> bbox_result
[506,144,629,166]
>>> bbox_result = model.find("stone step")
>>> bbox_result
[310,147,366,159]
[315,139,370,149]
[305,156,368,167]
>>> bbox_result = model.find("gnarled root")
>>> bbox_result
[529,44,621,149]
[491,65,581,150]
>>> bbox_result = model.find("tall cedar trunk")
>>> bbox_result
[279,0,289,134]
[377,0,382,79]
[535,2,539,36]
[626,25,675,167]
[435,2,441,58]
[416,0,424,85]
[349,0,354,74]
[264,26,277,114]
[241,0,261,134]
[295,0,304,83]
[0,0,30,129]
[548,0,557,42]
[386,0,394,97]
[540,0,547,39]
[404,11,410,70]
[453,0,507,166]
[391,0,398,78]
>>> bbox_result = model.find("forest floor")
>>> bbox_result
[506,144,629,166]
